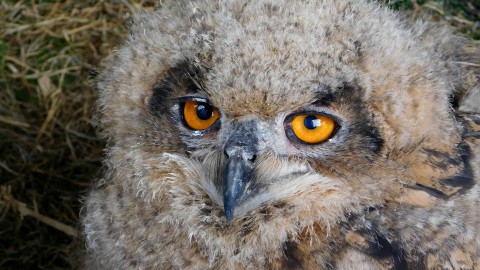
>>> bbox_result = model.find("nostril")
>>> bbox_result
[224,147,257,163]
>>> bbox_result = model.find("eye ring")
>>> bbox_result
[287,113,336,144]
[181,99,220,130]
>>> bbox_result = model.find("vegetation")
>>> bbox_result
[385,0,480,39]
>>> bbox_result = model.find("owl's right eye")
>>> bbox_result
[182,100,220,130]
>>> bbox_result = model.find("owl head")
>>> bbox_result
[90,0,470,266]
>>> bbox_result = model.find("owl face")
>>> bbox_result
[91,0,465,266]
[151,63,386,220]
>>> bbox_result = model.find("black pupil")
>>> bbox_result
[196,103,213,120]
[304,115,319,130]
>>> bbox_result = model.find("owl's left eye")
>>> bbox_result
[289,114,336,144]
[182,100,220,130]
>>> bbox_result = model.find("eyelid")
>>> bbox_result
[285,109,342,124]
[178,96,211,104]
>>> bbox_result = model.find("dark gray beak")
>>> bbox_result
[222,120,258,221]
[223,152,254,221]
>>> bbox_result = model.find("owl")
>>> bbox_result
[82,0,480,269]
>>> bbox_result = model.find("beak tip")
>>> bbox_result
[224,199,235,221]
[225,209,234,221]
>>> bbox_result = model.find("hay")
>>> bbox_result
[0,1,155,268]
[0,0,477,269]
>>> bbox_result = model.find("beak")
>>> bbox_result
[222,119,258,221]
[223,152,254,221]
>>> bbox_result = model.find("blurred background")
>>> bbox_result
[0,0,478,269]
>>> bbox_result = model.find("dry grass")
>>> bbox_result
[0,1,156,268]
[388,0,480,40]
[0,0,478,269]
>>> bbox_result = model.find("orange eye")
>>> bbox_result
[183,100,219,130]
[291,114,335,144]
